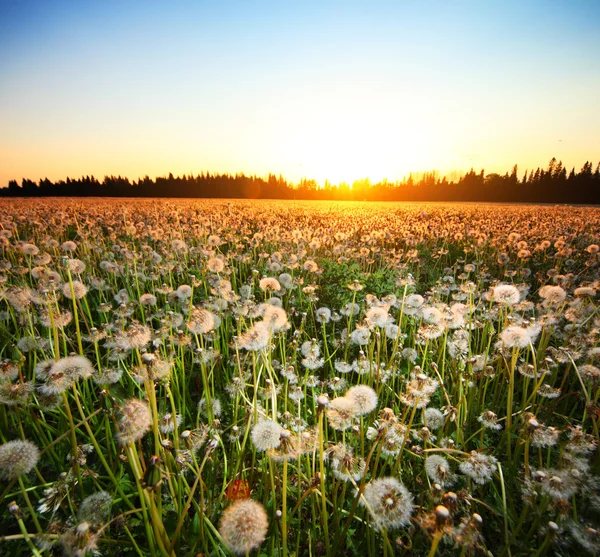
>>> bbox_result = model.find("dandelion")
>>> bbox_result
[537,383,561,399]
[0,381,34,406]
[180,427,209,453]
[530,423,560,448]
[345,385,378,415]
[78,491,112,525]
[347,280,364,291]
[251,419,282,452]
[401,347,418,363]
[539,285,567,306]
[365,306,389,328]
[62,280,88,299]
[301,340,320,358]
[378,422,408,456]
[60,240,77,252]
[424,408,445,429]
[421,306,444,325]
[586,244,599,254]
[459,451,497,485]
[385,322,399,338]
[400,372,439,409]
[176,284,193,300]
[579,364,600,383]
[500,325,533,349]
[198,397,222,419]
[574,286,595,298]
[303,259,319,272]
[0,360,20,381]
[334,360,353,374]
[158,413,182,434]
[425,455,453,486]
[418,323,445,340]
[269,429,302,462]
[237,321,271,351]
[492,284,521,305]
[59,521,100,557]
[187,307,216,335]
[206,257,225,273]
[278,273,293,289]
[340,302,360,317]
[21,243,40,256]
[315,307,331,323]
[67,258,86,274]
[478,410,502,431]
[4,287,33,312]
[565,426,597,455]
[113,323,152,351]
[262,304,288,332]
[259,277,281,292]
[92,367,123,386]
[326,396,359,431]
[16,336,42,353]
[39,355,94,395]
[219,499,268,555]
[0,440,40,480]
[326,443,366,481]
[350,327,370,346]
[362,477,414,530]
[117,399,152,445]
[139,293,157,306]
[403,294,424,316]
[535,469,579,500]
[114,288,130,304]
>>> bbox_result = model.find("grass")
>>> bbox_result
[0,198,599,556]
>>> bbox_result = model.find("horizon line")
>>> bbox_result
[5,157,599,189]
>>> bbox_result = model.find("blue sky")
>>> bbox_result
[1,0,599,186]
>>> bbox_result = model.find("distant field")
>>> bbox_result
[1,198,599,556]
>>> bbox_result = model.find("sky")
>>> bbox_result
[1,0,599,187]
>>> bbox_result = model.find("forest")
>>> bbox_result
[3,158,599,203]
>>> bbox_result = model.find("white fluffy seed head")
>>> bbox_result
[251,419,282,452]
[219,499,268,555]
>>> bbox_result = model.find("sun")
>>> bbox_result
[269,101,439,185]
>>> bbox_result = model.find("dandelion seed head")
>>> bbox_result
[326,396,359,431]
[0,440,40,480]
[159,413,183,434]
[117,398,152,445]
[362,477,414,530]
[78,491,112,525]
[492,284,521,305]
[425,455,453,486]
[500,325,533,349]
[478,410,502,431]
[219,499,268,555]
[315,307,331,324]
[259,277,281,292]
[237,321,271,351]
[62,280,88,299]
[424,408,445,429]
[459,451,497,485]
[39,356,94,395]
[251,419,282,452]
[345,385,378,415]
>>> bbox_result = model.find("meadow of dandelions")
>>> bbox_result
[0,198,600,556]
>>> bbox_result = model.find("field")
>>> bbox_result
[0,198,599,556]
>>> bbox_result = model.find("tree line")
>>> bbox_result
[3,158,599,203]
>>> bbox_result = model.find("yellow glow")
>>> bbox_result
[259,91,446,185]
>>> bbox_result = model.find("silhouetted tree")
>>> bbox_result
[3,161,599,203]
